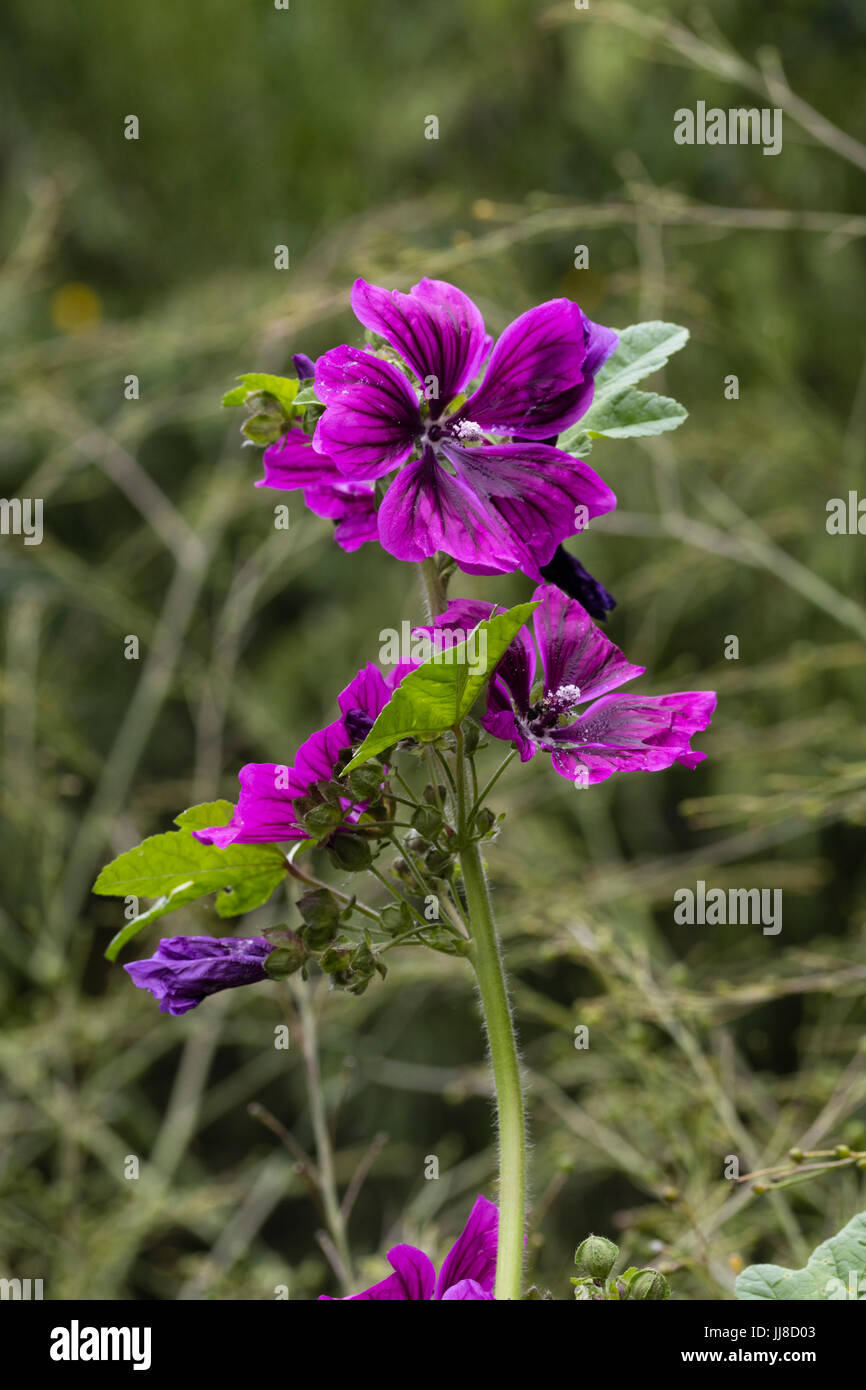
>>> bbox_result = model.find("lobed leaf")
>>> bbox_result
[736,1209,866,1300]
[95,801,287,960]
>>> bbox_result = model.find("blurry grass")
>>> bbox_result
[1,0,866,1300]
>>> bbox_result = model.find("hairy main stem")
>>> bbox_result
[460,835,526,1299]
[419,556,527,1299]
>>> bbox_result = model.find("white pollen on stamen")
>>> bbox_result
[554,683,582,707]
[453,419,482,439]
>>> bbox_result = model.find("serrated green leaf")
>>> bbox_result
[736,1208,866,1300]
[221,373,299,410]
[581,386,688,440]
[95,801,287,960]
[102,881,206,962]
[595,321,689,393]
[558,321,689,453]
[342,602,539,774]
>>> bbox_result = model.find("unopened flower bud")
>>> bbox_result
[302,802,345,838]
[346,764,384,802]
[242,411,286,446]
[574,1234,619,1280]
[327,832,374,872]
[264,938,308,979]
[626,1269,670,1301]
[411,805,443,840]
[296,889,341,949]
[424,846,453,876]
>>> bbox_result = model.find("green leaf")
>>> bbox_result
[293,383,322,407]
[736,1209,866,1300]
[580,385,688,440]
[558,321,689,453]
[95,801,287,960]
[221,373,299,410]
[595,321,689,394]
[342,602,538,774]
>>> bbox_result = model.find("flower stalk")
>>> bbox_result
[460,835,526,1300]
[423,539,527,1301]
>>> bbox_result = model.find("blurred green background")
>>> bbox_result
[1,0,865,1300]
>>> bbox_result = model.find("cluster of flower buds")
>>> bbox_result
[572,1234,670,1301]
[263,890,387,997]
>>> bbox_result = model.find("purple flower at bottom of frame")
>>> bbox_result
[124,935,272,1015]
[297,277,618,579]
[193,661,413,849]
[421,584,716,786]
[319,1194,497,1300]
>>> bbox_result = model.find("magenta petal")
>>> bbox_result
[195,722,354,850]
[435,1194,498,1299]
[377,445,517,568]
[291,718,354,790]
[532,584,644,703]
[337,662,392,721]
[351,277,491,413]
[193,762,308,847]
[560,313,619,421]
[440,1279,495,1301]
[476,606,537,764]
[414,597,499,655]
[548,690,717,784]
[303,481,378,552]
[320,1244,437,1301]
[258,428,342,490]
[482,683,535,762]
[458,298,591,439]
[192,665,401,852]
[443,440,616,577]
[425,597,498,633]
[581,310,619,378]
[314,345,421,479]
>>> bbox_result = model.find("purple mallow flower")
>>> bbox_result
[424,585,716,785]
[284,278,618,578]
[124,935,272,1015]
[320,1194,497,1301]
[257,428,378,554]
[193,662,410,849]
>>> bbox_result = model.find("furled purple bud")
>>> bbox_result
[291,352,317,380]
[124,936,272,1015]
